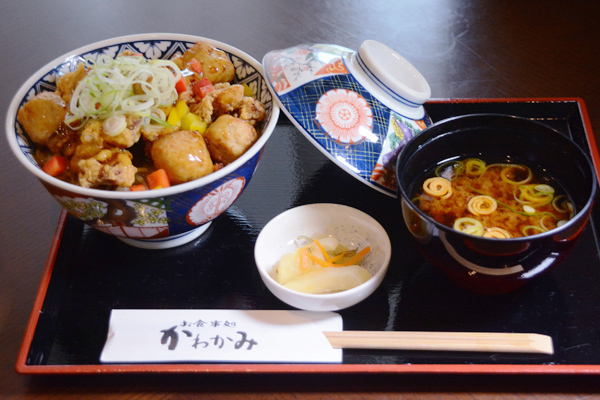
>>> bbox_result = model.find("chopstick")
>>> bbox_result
[323,331,554,354]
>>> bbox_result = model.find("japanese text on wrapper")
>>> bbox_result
[159,317,258,351]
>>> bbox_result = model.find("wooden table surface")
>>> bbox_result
[1,1,600,398]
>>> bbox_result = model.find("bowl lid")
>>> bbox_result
[262,40,432,197]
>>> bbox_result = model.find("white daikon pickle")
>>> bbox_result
[283,265,372,294]
[276,235,372,294]
[313,235,338,251]
[277,241,327,285]
[277,236,339,285]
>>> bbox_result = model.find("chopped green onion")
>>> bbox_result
[552,195,571,213]
[465,158,487,177]
[67,54,182,130]
[454,217,484,236]
[149,115,174,128]
[523,205,536,214]
[535,184,555,194]
[469,185,559,219]
[103,114,127,136]
[435,161,464,181]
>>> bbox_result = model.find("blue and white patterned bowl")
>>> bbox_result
[6,33,280,249]
[263,40,431,197]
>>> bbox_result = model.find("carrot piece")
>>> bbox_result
[129,183,147,192]
[42,155,67,177]
[329,253,345,263]
[195,77,212,87]
[305,251,336,269]
[197,85,214,99]
[338,246,371,266]
[304,245,371,268]
[300,249,310,271]
[175,75,187,94]
[192,77,214,99]
[188,58,203,74]
[147,169,171,189]
[313,239,331,262]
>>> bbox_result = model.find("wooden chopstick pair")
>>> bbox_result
[323,331,554,354]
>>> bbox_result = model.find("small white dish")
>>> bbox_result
[254,203,392,311]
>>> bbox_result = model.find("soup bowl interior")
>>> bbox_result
[396,114,597,294]
[6,34,279,249]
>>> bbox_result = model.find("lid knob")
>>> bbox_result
[351,40,431,117]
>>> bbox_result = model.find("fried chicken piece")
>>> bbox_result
[45,124,78,157]
[191,83,244,123]
[56,63,87,105]
[235,97,266,126]
[17,92,67,145]
[140,124,179,142]
[103,114,143,148]
[76,115,142,150]
[204,115,257,164]
[77,149,137,188]
[175,41,235,84]
[150,130,214,184]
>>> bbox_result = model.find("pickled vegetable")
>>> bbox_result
[283,265,372,294]
[276,235,372,294]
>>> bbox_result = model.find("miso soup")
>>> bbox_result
[412,158,574,238]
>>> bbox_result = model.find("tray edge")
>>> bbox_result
[16,97,600,375]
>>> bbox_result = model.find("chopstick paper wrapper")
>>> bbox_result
[100,310,553,364]
[101,309,344,363]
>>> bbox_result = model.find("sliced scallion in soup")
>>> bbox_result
[413,158,574,238]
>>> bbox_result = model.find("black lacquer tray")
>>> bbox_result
[17,98,600,374]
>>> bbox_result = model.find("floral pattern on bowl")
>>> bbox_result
[315,89,373,144]
[263,42,431,197]
[186,177,246,226]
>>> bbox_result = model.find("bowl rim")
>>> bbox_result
[396,113,598,243]
[254,203,392,302]
[5,33,280,199]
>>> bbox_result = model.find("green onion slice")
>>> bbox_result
[67,54,182,130]
[453,217,484,236]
